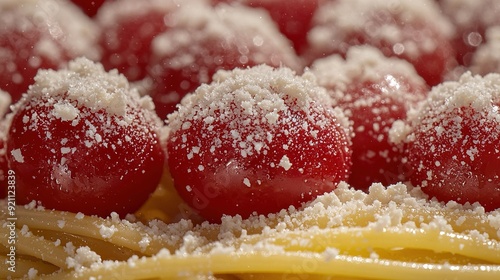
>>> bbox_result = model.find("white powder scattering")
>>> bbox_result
[307,0,453,62]
[311,45,426,95]
[390,72,500,197]
[167,65,351,166]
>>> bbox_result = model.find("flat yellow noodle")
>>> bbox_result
[6,207,180,254]
[40,252,500,280]
[204,227,500,263]
[0,227,67,268]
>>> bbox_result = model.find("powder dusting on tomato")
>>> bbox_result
[306,0,456,86]
[311,46,428,191]
[96,0,188,81]
[391,72,500,211]
[148,2,301,119]
[166,65,352,222]
[6,57,165,217]
[0,0,100,103]
[471,26,500,75]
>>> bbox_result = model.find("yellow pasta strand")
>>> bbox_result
[7,207,180,255]
[41,252,500,280]
[206,227,500,263]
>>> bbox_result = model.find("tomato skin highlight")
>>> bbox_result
[166,66,352,222]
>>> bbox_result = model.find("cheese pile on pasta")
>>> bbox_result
[2,180,500,280]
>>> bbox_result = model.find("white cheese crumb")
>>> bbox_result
[323,247,340,261]
[99,225,118,239]
[57,220,66,229]
[75,212,85,220]
[279,155,292,171]
[27,268,38,279]
[11,149,24,163]
[243,178,251,187]
[66,246,102,271]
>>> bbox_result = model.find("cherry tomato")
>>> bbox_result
[306,0,456,86]
[96,0,181,81]
[395,72,500,211]
[0,0,100,103]
[165,65,352,223]
[147,3,301,119]
[311,46,428,191]
[6,58,165,217]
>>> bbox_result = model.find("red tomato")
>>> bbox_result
[311,46,428,191]
[6,58,165,217]
[306,0,456,86]
[165,65,352,223]
[0,0,100,103]
[440,0,500,66]
[396,72,500,211]
[96,0,181,81]
[147,3,301,120]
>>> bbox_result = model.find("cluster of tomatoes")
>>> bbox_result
[0,0,498,222]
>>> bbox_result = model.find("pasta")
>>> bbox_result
[2,180,499,279]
